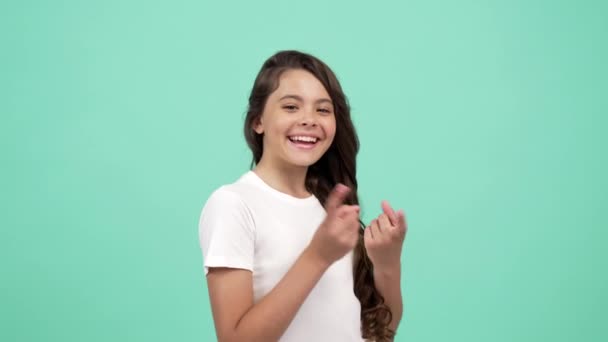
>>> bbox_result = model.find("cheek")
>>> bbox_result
[265,116,290,137]
[269,121,296,148]
[324,117,337,141]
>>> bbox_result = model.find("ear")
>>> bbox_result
[253,116,264,134]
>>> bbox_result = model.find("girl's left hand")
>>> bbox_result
[364,200,408,272]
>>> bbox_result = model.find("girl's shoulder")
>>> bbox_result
[201,172,257,215]
[199,184,256,235]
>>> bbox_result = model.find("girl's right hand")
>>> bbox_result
[307,184,361,266]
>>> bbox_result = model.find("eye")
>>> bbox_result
[283,105,298,111]
[318,108,332,114]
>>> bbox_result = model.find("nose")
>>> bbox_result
[299,108,317,127]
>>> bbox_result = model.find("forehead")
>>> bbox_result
[272,69,330,100]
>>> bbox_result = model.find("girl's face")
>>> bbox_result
[254,69,337,169]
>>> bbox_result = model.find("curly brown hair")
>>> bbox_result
[243,50,396,341]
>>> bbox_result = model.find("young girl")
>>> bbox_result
[198,50,407,341]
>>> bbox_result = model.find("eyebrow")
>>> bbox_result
[279,94,333,105]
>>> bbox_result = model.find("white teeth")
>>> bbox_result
[289,136,318,143]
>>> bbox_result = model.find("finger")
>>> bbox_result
[364,224,373,241]
[325,183,350,214]
[338,205,359,219]
[371,219,381,239]
[365,223,374,239]
[346,212,360,228]
[381,200,398,226]
[378,213,392,231]
[397,209,407,233]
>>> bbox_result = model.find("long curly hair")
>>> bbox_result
[243,50,396,341]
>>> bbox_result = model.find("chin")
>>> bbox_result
[287,156,322,168]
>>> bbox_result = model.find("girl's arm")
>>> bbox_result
[365,202,408,336]
[207,247,330,342]
[374,265,403,334]
[206,184,359,341]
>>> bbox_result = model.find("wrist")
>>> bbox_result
[373,263,401,279]
[303,245,332,271]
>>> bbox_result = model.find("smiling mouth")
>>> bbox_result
[287,136,320,149]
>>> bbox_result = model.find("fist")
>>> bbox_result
[364,200,407,271]
[308,184,361,266]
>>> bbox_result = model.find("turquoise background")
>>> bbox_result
[2,0,607,341]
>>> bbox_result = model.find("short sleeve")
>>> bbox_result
[198,187,255,275]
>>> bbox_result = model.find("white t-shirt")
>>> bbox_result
[198,171,364,341]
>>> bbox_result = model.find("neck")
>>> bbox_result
[253,157,310,199]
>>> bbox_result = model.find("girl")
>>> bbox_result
[198,50,407,341]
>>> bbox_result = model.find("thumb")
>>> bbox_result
[325,183,350,214]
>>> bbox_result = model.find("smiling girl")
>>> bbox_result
[198,50,407,341]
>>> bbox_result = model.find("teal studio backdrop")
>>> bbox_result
[2,0,607,341]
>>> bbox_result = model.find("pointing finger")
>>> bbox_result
[381,200,398,226]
